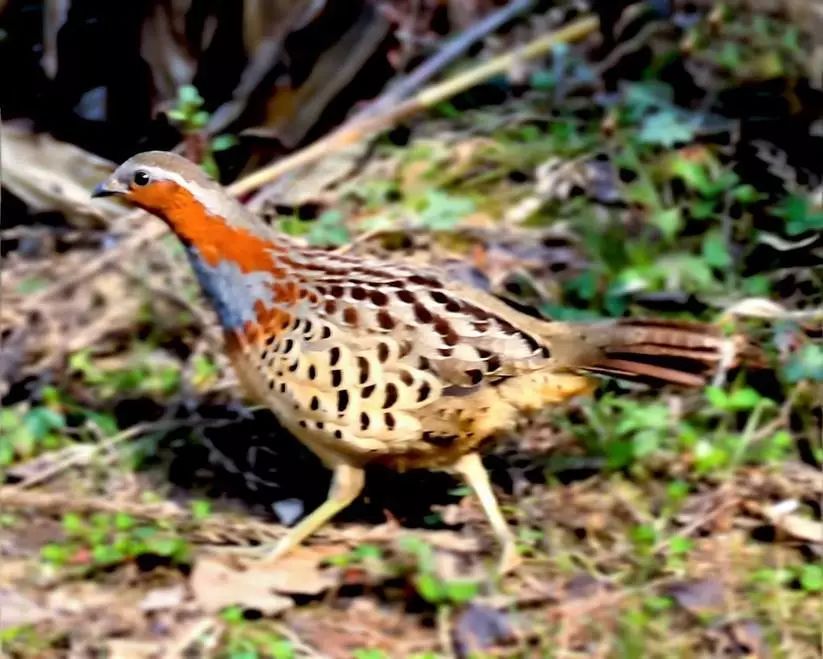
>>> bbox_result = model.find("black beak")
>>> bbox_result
[91,181,117,198]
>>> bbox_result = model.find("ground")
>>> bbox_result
[0,2,821,657]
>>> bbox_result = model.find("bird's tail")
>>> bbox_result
[542,318,763,387]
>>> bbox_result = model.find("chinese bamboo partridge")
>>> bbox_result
[93,151,755,572]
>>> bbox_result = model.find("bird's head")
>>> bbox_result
[92,151,283,275]
[92,151,223,218]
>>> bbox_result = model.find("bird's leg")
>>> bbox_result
[264,463,365,562]
[453,452,521,574]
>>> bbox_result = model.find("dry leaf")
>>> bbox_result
[139,585,186,612]
[105,640,162,659]
[0,588,51,630]
[139,0,199,103]
[191,550,338,613]
[723,297,789,318]
[666,579,726,616]
[42,0,70,79]
[2,124,121,227]
[759,500,823,543]
[453,604,515,657]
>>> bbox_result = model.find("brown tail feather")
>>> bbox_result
[544,318,762,387]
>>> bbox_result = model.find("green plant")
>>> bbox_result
[69,349,182,399]
[417,189,476,231]
[399,537,480,607]
[167,84,238,178]
[0,404,66,467]
[575,395,674,471]
[40,511,190,575]
[220,609,296,659]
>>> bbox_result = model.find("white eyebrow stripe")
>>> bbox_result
[139,165,227,218]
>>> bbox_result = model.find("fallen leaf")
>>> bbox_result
[191,550,339,613]
[2,124,121,227]
[453,604,515,658]
[0,588,51,630]
[666,579,726,616]
[723,297,790,319]
[708,620,769,658]
[105,640,161,659]
[759,500,823,543]
[139,585,186,612]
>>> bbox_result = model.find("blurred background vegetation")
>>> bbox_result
[0,1,821,657]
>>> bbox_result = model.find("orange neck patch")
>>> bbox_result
[129,179,284,275]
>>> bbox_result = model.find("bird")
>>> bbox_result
[92,151,756,573]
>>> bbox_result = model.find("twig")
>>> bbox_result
[0,486,186,520]
[331,226,387,254]
[271,622,330,659]
[365,0,536,118]
[161,618,220,659]
[9,421,180,489]
[231,14,598,197]
[437,605,456,659]
[22,211,167,310]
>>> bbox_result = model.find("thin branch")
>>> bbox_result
[230,14,598,197]
[364,0,536,118]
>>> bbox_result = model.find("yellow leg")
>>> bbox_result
[453,452,521,574]
[265,463,365,561]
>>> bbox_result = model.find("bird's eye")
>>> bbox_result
[133,170,150,186]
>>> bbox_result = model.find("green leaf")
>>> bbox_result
[166,109,188,122]
[444,579,479,604]
[220,605,245,623]
[670,158,713,195]
[668,535,693,556]
[84,411,119,435]
[705,386,728,409]
[624,81,674,119]
[353,650,389,659]
[307,210,350,247]
[114,512,136,531]
[652,208,682,240]
[637,111,697,148]
[631,524,657,547]
[418,190,475,230]
[190,110,210,129]
[666,480,690,503]
[414,573,445,604]
[62,513,85,536]
[268,639,296,659]
[23,407,65,439]
[689,198,716,220]
[605,439,634,469]
[190,499,212,521]
[177,84,203,108]
[775,195,823,235]
[278,216,308,237]
[731,184,764,205]
[799,564,823,593]
[145,536,185,557]
[211,134,238,152]
[41,543,71,565]
[92,544,125,565]
[785,345,823,382]
[352,543,382,561]
[694,440,728,473]
[726,388,762,410]
[633,430,661,458]
[529,69,556,91]
[702,231,731,268]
